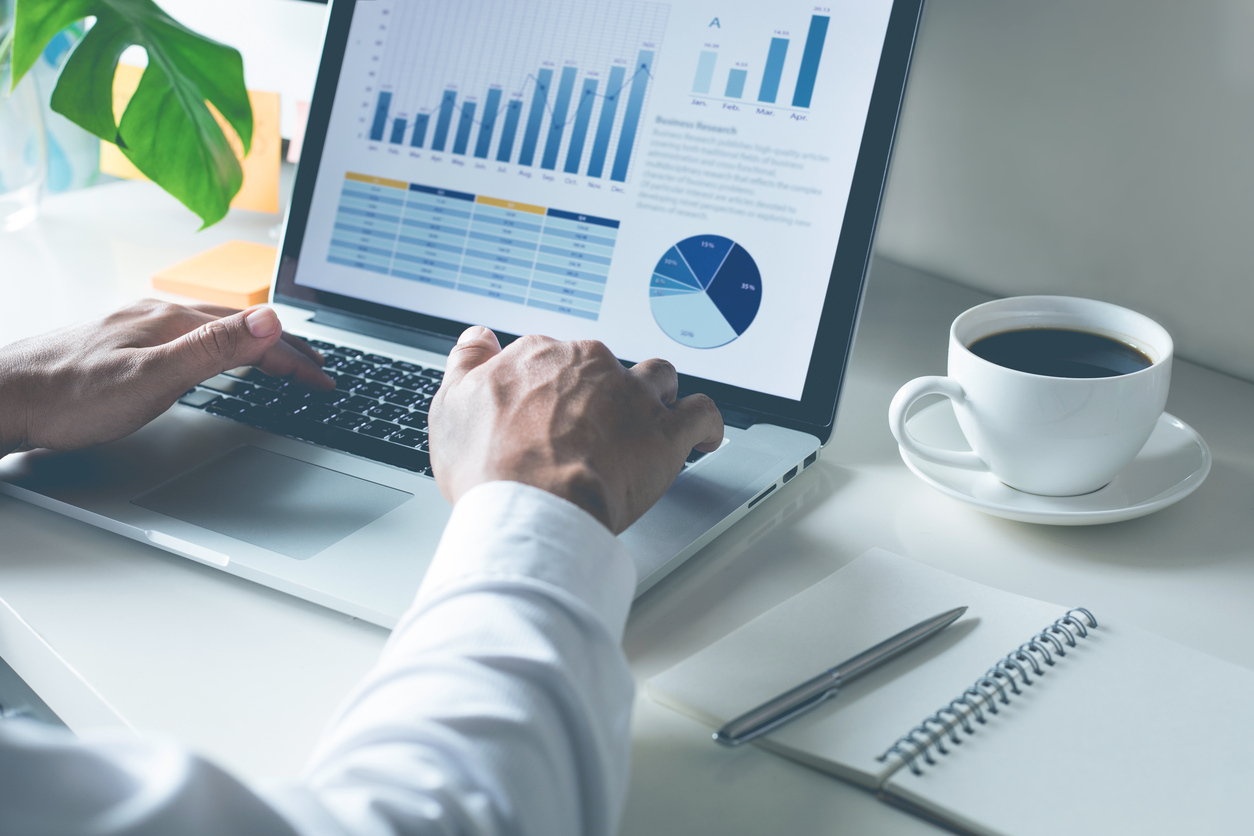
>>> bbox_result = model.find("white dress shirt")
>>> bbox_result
[0,481,638,836]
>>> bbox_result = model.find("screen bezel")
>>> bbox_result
[275,0,924,445]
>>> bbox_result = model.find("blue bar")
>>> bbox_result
[411,113,429,148]
[432,90,457,151]
[453,100,476,155]
[475,88,503,158]
[519,68,553,167]
[389,117,406,144]
[759,38,789,103]
[693,50,717,94]
[610,50,653,182]
[542,65,578,170]
[586,65,625,179]
[725,68,747,98]
[497,99,523,162]
[792,15,829,108]
[545,208,620,228]
[409,182,476,202]
[564,78,598,174]
[370,91,392,141]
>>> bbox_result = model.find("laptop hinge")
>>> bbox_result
[311,310,458,356]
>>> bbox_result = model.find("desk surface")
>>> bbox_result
[2,181,1252,834]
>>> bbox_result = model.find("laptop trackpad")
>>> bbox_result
[132,446,412,559]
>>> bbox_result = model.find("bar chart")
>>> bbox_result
[689,13,830,110]
[363,0,668,183]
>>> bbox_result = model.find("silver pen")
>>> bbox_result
[714,606,968,746]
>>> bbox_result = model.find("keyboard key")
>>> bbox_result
[202,375,253,396]
[686,449,708,464]
[367,367,404,384]
[352,380,392,400]
[206,397,249,417]
[341,395,376,413]
[391,361,421,373]
[419,368,444,381]
[358,420,397,439]
[388,388,428,409]
[305,339,334,350]
[397,412,429,429]
[328,411,369,430]
[297,403,339,423]
[362,353,391,364]
[179,389,220,408]
[364,403,407,422]
[336,347,364,359]
[390,427,427,447]
[342,360,373,377]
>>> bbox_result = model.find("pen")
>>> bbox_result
[714,605,968,746]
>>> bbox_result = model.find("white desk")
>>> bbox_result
[2,181,1252,833]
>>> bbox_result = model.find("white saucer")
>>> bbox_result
[898,402,1212,525]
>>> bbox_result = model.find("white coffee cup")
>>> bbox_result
[888,296,1173,496]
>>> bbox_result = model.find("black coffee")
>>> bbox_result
[968,328,1153,378]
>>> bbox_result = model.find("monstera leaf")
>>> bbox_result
[10,0,252,228]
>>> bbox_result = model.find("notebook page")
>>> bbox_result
[646,549,1066,788]
[883,619,1254,836]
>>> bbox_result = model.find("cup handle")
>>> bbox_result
[888,376,988,471]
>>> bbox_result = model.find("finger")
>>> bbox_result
[440,326,501,389]
[253,338,336,390]
[151,306,286,392]
[279,331,325,364]
[668,393,725,453]
[629,358,679,405]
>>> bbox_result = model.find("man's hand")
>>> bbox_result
[0,299,333,456]
[429,326,724,534]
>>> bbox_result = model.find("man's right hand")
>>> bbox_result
[428,327,724,534]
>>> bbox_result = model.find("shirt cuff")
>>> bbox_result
[413,481,638,639]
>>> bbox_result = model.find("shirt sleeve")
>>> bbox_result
[0,481,638,836]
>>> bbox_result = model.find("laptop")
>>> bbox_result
[0,0,922,627]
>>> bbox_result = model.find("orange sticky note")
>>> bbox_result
[102,64,281,214]
[152,240,276,309]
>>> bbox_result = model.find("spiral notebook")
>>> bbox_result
[647,549,1254,836]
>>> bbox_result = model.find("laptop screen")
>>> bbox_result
[287,0,898,404]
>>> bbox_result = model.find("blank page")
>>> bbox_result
[647,549,1066,788]
[883,618,1254,835]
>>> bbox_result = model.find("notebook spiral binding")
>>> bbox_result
[876,608,1098,776]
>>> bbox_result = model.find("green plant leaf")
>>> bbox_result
[13,0,252,228]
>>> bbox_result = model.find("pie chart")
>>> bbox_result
[649,235,762,349]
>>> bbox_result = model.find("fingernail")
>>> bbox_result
[246,308,278,338]
[458,325,488,345]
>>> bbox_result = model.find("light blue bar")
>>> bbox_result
[432,90,457,151]
[370,91,392,141]
[564,78,598,174]
[725,68,747,98]
[519,68,553,166]
[389,117,406,144]
[410,113,430,148]
[693,50,717,94]
[453,100,476,155]
[497,99,523,162]
[610,50,653,182]
[759,37,789,103]
[476,88,502,158]
[586,65,625,179]
[792,15,829,108]
[542,66,578,170]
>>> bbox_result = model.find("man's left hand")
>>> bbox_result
[0,300,333,456]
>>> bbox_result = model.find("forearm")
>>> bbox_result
[272,482,638,836]
[0,341,33,456]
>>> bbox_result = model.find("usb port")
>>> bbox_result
[804,451,818,468]
[783,466,798,483]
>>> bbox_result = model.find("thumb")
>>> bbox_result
[440,326,501,389]
[161,307,284,386]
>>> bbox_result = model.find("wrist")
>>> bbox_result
[0,344,33,456]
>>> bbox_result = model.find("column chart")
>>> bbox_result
[363,0,668,184]
[328,173,619,321]
[687,11,830,111]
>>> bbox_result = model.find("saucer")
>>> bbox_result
[898,402,1212,525]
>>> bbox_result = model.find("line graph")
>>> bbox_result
[362,0,668,183]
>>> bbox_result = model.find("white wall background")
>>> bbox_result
[877,0,1254,384]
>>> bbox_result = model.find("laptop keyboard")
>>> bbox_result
[178,339,440,476]
[179,337,712,476]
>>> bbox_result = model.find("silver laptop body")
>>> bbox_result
[0,0,922,627]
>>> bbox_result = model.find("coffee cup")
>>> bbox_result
[888,296,1173,496]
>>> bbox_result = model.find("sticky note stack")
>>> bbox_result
[152,240,277,309]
